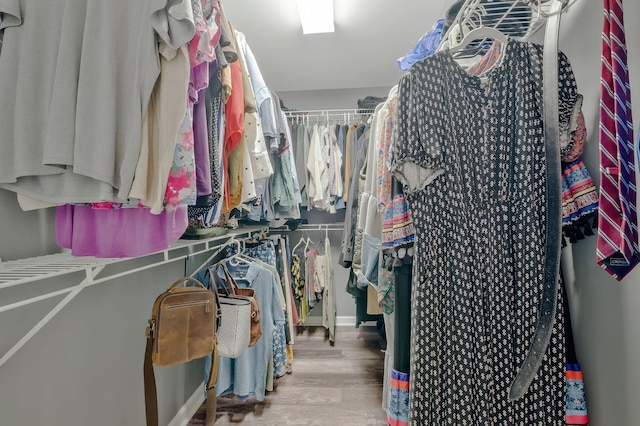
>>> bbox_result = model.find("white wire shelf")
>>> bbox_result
[0,225,268,369]
[0,225,267,290]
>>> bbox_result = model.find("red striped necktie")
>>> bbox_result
[597,0,639,280]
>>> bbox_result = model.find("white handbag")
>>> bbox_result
[217,296,252,358]
[210,266,252,359]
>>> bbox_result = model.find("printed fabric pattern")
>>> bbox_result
[392,41,574,424]
[388,369,410,426]
[290,253,308,324]
[560,111,598,244]
[566,364,589,425]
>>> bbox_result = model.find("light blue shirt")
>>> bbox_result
[214,261,285,401]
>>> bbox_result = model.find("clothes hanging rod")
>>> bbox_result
[297,223,345,231]
[284,108,375,116]
[270,223,345,232]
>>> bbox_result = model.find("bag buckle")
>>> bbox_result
[146,319,155,338]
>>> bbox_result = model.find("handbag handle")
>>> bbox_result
[168,276,206,291]
[210,265,233,296]
[213,263,242,295]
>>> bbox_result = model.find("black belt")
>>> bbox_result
[509,0,567,401]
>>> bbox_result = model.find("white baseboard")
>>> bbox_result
[168,382,206,426]
[299,316,361,327]
[337,316,357,326]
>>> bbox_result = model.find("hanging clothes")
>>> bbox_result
[211,261,285,401]
[225,240,289,381]
[0,1,196,204]
[340,124,369,269]
[165,0,222,209]
[129,42,191,214]
[321,234,336,344]
[223,60,245,212]
[307,124,327,211]
[392,40,582,424]
[290,248,308,324]
[291,124,310,207]
[55,204,188,258]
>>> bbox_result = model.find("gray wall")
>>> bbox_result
[0,190,58,261]
[0,187,209,426]
[558,2,640,425]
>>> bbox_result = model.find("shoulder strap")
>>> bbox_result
[214,262,241,294]
[144,330,220,426]
[144,327,158,426]
[205,337,219,426]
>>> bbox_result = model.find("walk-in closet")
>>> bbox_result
[1,0,640,425]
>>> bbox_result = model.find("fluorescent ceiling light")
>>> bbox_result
[296,0,335,34]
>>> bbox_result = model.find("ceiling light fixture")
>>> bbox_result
[296,0,335,34]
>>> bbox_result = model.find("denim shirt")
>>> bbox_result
[214,261,286,401]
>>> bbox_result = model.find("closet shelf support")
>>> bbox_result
[0,226,268,369]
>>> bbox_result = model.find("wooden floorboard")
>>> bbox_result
[188,325,388,425]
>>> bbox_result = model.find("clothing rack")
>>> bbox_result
[284,108,375,125]
[270,223,345,233]
[296,223,345,232]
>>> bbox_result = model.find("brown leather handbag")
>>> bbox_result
[214,263,262,347]
[144,276,219,426]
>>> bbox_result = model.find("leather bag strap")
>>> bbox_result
[205,337,219,426]
[143,328,219,426]
[509,0,566,401]
[205,275,221,425]
[144,333,158,426]
[214,262,241,295]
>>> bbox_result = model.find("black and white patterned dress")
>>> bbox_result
[392,40,580,425]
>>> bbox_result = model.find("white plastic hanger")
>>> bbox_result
[227,239,251,266]
[293,235,307,253]
[303,234,313,256]
[448,26,507,54]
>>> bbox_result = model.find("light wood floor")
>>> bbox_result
[188,325,388,425]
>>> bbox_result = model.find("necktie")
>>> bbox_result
[597,0,639,280]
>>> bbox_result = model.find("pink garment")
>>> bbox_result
[165,1,221,208]
[165,62,211,207]
[56,204,188,258]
